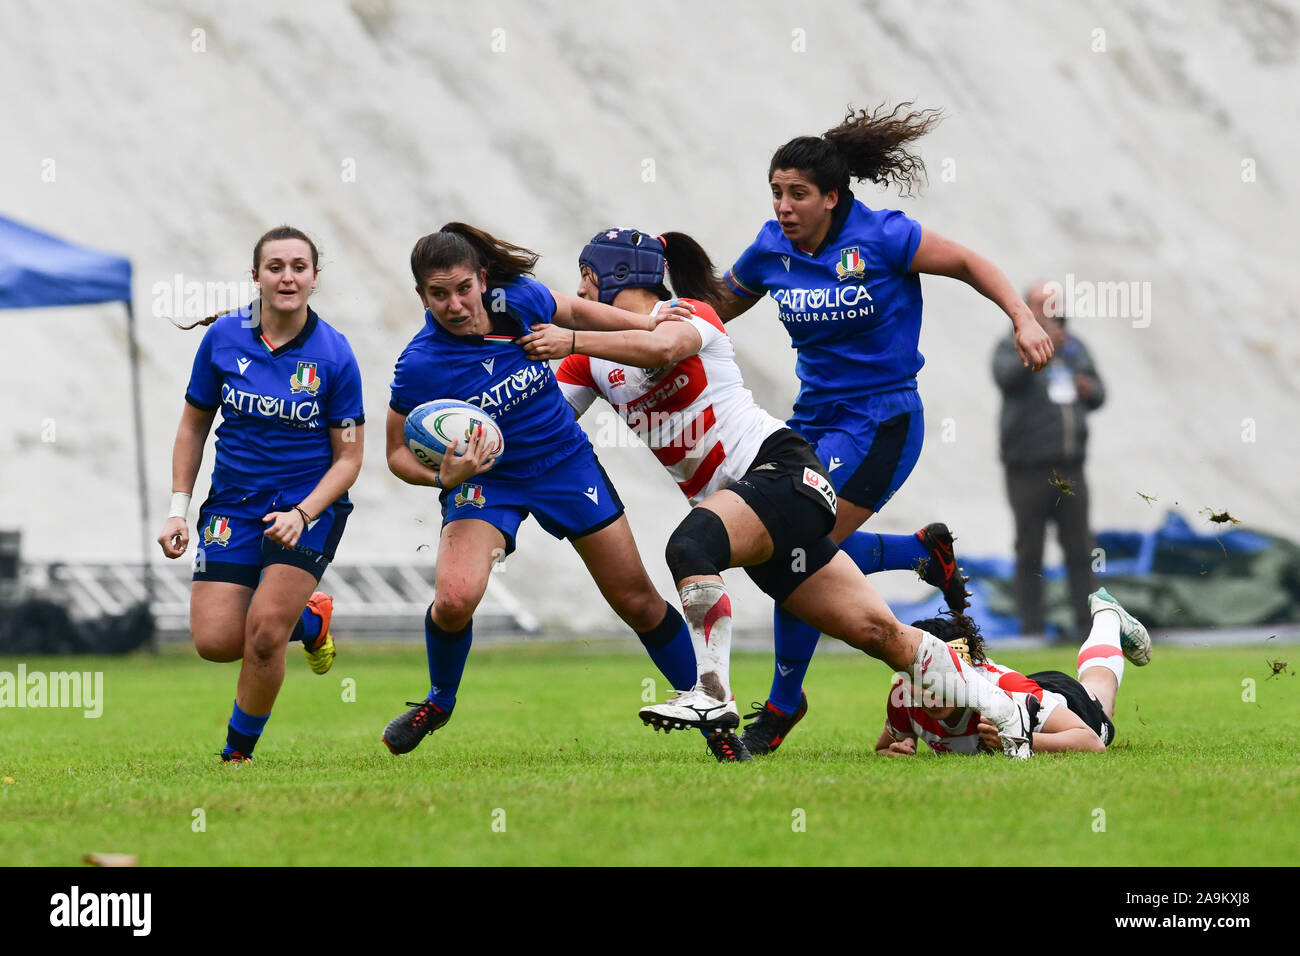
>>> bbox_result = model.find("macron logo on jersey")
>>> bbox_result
[584,486,599,504]
[781,256,791,271]
[481,358,496,374]
[237,357,251,374]
[828,457,843,471]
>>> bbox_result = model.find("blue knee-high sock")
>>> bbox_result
[840,531,928,574]
[224,701,270,757]
[289,605,323,644]
[636,601,697,693]
[769,605,819,714]
[425,609,472,712]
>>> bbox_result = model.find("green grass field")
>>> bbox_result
[2,642,1296,866]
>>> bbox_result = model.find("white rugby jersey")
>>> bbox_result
[885,659,1065,754]
[556,301,785,504]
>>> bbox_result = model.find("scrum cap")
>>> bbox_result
[578,228,670,305]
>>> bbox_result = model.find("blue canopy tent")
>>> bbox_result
[0,214,152,607]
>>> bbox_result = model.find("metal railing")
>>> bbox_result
[29,558,539,641]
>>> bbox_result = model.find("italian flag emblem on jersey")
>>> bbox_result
[835,246,865,281]
[203,516,233,547]
[290,362,321,395]
[454,483,486,509]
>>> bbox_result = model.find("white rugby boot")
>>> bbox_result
[1089,587,1151,665]
[639,688,739,733]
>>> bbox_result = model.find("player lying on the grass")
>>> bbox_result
[877,588,1151,756]
[157,226,363,764]
[380,222,717,757]
[520,227,1035,761]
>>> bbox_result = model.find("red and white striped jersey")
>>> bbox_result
[885,659,1066,753]
[556,301,785,504]
[885,677,984,754]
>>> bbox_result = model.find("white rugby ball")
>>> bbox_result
[404,399,505,468]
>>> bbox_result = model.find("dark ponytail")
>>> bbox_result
[660,232,728,312]
[410,221,540,286]
[769,101,943,198]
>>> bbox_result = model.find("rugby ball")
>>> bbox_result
[404,400,505,468]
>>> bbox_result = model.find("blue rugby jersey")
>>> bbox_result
[726,198,925,407]
[389,276,589,480]
[185,305,365,489]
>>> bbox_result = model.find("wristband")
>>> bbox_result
[571,329,578,356]
[294,505,312,527]
[168,492,191,519]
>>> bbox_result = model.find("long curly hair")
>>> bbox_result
[769,101,943,198]
[911,611,987,665]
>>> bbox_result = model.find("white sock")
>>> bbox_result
[680,580,731,701]
[1078,609,1125,684]
[907,631,1018,732]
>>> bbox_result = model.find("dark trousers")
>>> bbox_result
[1005,461,1095,638]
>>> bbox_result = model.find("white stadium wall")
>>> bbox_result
[1,0,1295,631]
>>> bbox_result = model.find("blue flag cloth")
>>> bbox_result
[0,215,131,309]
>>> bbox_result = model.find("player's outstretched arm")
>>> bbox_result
[157,403,216,558]
[519,321,703,368]
[909,227,1054,371]
[978,707,1105,754]
[551,292,695,332]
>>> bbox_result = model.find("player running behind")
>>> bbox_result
[712,103,1055,753]
[157,226,363,764]
[877,589,1151,756]
[380,223,709,756]
[520,227,1035,761]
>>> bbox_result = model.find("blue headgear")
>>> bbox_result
[578,228,670,305]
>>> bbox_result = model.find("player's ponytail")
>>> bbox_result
[410,222,540,287]
[769,101,942,199]
[660,232,728,312]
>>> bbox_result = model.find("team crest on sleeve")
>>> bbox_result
[835,247,865,281]
[290,362,321,395]
[203,516,233,546]
[454,483,486,508]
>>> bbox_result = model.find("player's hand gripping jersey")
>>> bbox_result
[725,199,924,408]
[885,659,1067,754]
[555,301,785,503]
[389,276,589,479]
[185,303,366,489]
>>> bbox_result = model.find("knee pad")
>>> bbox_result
[664,508,731,582]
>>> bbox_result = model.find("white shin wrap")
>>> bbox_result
[908,631,1016,731]
[679,580,732,701]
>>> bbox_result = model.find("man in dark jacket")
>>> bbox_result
[993,281,1106,639]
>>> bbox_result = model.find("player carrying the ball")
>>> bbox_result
[380,222,708,756]
[878,589,1151,755]
[520,227,1036,761]
[157,226,364,764]
[710,104,1055,754]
